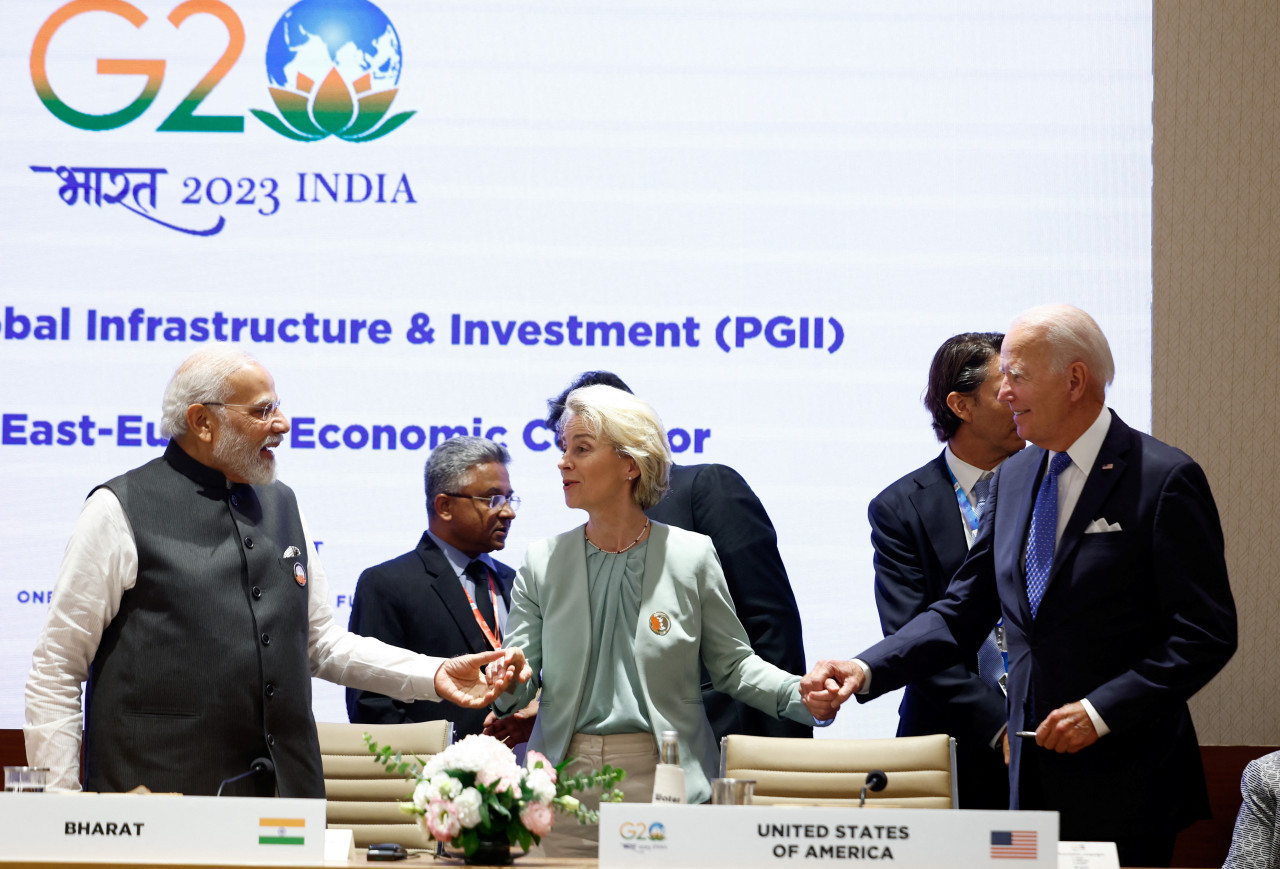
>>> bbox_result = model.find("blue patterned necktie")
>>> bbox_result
[972,473,992,517]
[971,472,1005,689]
[1025,451,1073,619]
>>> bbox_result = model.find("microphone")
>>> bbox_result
[858,769,888,808]
[216,756,275,797]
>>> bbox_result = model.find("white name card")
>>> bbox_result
[0,792,326,866]
[599,805,1058,869]
[1058,840,1120,869]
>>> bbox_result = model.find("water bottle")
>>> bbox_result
[651,730,687,804]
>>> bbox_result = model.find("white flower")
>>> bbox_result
[525,769,555,803]
[432,773,462,800]
[421,734,524,798]
[525,750,557,784]
[454,787,483,828]
[413,779,434,810]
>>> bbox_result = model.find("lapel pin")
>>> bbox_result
[1101,463,1113,470]
[293,561,308,587]
[649,612,671,635]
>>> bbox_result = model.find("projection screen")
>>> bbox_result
[0,0,1152,741]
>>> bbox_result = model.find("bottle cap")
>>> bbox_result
[659,731,680,764]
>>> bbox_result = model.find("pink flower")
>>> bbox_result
[425,798,461,844]
[520,801,554,837]
[525,750,557,784]
[478,765,523,796]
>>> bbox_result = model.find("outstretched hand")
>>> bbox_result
[435,648,531,708]
[799,659,865,720]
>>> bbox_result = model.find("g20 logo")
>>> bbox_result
[618,822,666,842]
[30,0,414,141]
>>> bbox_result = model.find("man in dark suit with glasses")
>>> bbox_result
[348,436,521,738]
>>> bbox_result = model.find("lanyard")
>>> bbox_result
[462,567,503,650]
[945,465,982,545]
[945,464,1007,670]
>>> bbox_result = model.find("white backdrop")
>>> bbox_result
[0,0,1152,741]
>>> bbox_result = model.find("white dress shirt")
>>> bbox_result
[1042,406,1112,546]
[944,445,995,548]
[1031,406,1112,736]
[25,487,448,792]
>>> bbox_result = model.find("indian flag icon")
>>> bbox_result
[259,817,306,845]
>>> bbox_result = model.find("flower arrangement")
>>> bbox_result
[366,732,625,859]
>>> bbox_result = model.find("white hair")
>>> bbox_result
[160,346,258,438]
[1010,304,1114,398]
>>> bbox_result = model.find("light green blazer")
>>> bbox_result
[498,522,811,803]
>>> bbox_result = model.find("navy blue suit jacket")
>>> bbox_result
[859,412,1236,837]
[647,463,811,739]
[870,451,1010,808]
[346,532,515,736]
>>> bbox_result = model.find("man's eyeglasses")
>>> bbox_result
[205,401,283,421]
[444,492,522,513]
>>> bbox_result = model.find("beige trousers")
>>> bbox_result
[540,732,659,859]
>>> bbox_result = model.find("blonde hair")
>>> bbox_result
[561,385,671,510]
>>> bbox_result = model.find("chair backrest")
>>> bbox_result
[719,733,957,809]
[317,719,454,848]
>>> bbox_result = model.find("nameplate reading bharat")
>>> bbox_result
[598,804,1057,869]
[0,792,325,866]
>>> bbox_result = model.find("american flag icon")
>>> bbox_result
[990,830,1038,859]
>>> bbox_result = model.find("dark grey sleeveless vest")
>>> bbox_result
[84,441,323,798]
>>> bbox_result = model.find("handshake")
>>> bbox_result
[453,650,875,730]
[798,659,867,722]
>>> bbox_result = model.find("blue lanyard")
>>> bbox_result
[945,465,982,541]
[946,464,1007,671]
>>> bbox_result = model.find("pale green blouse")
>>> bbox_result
[574,539,651,735]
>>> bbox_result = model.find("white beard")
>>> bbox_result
[213,423,279,485]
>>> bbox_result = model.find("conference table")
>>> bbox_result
[0,858,591,869]
[0,858,1190,869]
[0,791,1204,868]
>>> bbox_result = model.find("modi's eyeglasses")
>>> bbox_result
[204,401,283,421]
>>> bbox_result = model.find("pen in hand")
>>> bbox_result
[1015,730,1038,738]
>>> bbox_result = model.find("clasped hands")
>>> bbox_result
[445,651,866,725]
[434,648,533,708]
[799,659,865,721]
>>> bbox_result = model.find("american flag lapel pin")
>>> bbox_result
[1101,463,1114,470]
